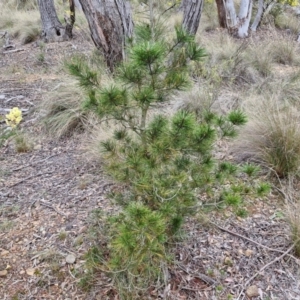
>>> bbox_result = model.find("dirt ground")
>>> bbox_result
[1,31,300,300]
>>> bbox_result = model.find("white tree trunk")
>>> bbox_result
[251,0,264,31]
[224,0,238,29]
[223,0,252,38]
[237,0,252,38]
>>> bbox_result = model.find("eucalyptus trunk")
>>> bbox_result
[223,0,253,38]
[251,0,264,31]
[37,0,74,42]
[251,0,276,32]
[78,0,133,71]
[237,0,253,37]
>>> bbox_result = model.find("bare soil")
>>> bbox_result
[1,32,300,300]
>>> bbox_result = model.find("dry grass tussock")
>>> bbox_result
[0,5,40,44]
[39,78,98,139]
[274,8,300,35]
[235,95,300,177]
[200,1,219,32]
[245,41,274,78]
[286,199,300,257]
[1,0,38,10]
[269,35,299,65]
[261,70,300,104]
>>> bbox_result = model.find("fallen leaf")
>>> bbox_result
[0,270,8,276]
[246,285,259,298]
[224,257,232,265]
[26,268,35,276]
[66,254,76,264]
[1,250,9,256]
[245,249,253,257]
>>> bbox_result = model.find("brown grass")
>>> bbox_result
[236,95,300,177]
[286,200,300,257]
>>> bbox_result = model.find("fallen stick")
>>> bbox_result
[12,153,60,171]
[237,241,297,299]
[40,201,67,217]
[211,221,290,255]
[9,171,54,187]
[176,263,217,286]
[3,48,25,54]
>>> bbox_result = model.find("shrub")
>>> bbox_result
[69,16,249,298]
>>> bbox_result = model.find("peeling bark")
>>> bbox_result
[237,0,253,38]
[78,0,133,71]
[223,0,253,38]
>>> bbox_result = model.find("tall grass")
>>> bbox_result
[40,78,95,138]
[0,4,40,44]
[236,96,300,177]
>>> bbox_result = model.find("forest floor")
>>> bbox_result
[1,30,300,300]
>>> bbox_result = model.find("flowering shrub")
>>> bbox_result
[5,107,22,129]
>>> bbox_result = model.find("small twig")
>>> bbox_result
[5,95,24,103]
[9,171,54,187]
[237,241,297,299]
[3,48,25,54]
[176,263,217,286]
[29,199,38,217]
[40,201,66,217]
[23,99,35,106]
[211,221,290,255]
[161,3,176,15]
[12,154,60,171]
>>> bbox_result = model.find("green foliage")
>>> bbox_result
[67,25,206,140]
[0,128,15,147]
[108,202,167,293]
[242,163,260,177]
[68,17,253,298]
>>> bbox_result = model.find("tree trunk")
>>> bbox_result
[223,0,252,38]
[250,0,275,32]
[74,0,82,10]
[181,0,204,35]
[224,0,238,31]
[78,0,133,72]
[37,0,74,42]
[215,0,227,28]
[251,0,264,31]
[237,0,253,38]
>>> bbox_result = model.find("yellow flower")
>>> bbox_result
[5,107,22,129]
